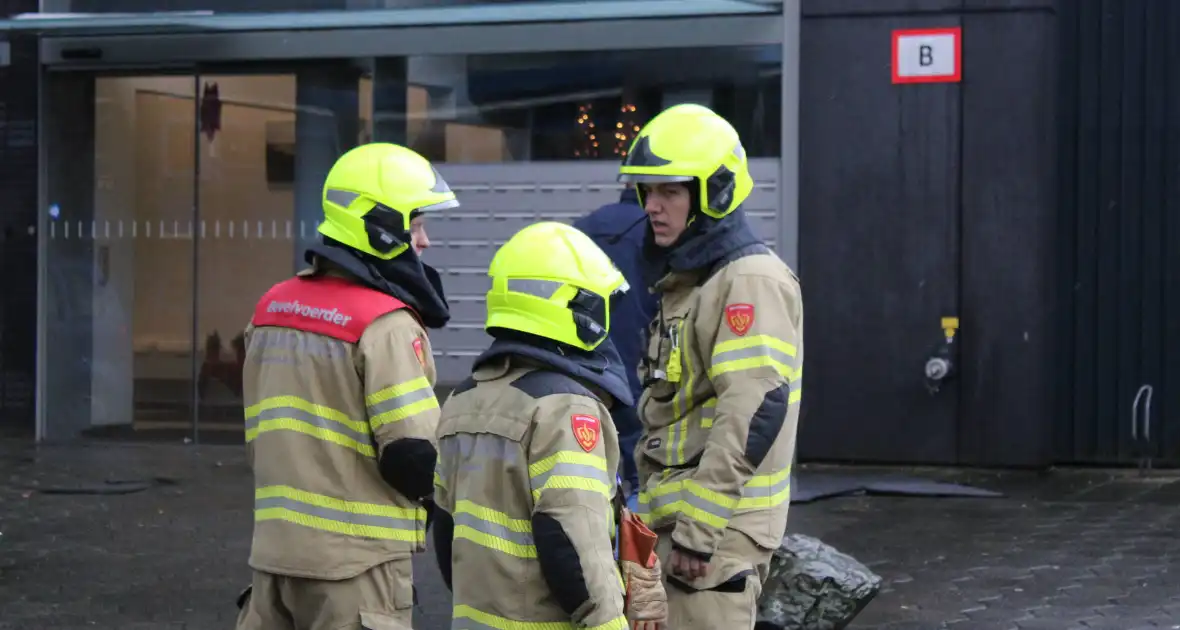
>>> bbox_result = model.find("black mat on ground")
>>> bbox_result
[791,471,1003,504]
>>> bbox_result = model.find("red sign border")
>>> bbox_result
[891,27,962,85]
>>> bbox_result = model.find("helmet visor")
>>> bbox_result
[415,166,460,213]
[415,198,460,213]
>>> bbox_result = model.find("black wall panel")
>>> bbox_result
[798,0,1057,466]
[797,8,963,465]
[0,0,40,437]
[957,8,1056,467]
[1056,0,1180,465]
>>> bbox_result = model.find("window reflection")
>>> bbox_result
[394,47,780,163]
[40,44,781,440]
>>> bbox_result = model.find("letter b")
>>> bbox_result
[919,44,933,67]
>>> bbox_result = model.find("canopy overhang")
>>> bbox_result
[0,1,784,67]
[1,1,780,37]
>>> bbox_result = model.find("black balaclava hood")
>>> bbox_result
[639,184,762,289]
[474,330,635,408]
[305,237,451,329]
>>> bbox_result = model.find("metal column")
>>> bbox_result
[779,0,800,270]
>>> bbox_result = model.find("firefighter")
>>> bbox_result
[431,221,668,630]
[619,103,804,629]
[234,143,455,630]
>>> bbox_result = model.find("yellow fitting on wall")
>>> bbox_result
[941,316,959,340]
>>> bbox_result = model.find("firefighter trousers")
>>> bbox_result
[655,527,774,630]
[234,558,413,630]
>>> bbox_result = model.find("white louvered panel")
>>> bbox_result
[429,159,781,384]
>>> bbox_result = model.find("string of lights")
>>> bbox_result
[574,103,599,158]
[575,101,641,159]
[614,103,640,157]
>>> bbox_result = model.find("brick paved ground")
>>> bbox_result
[3,439,1180,630]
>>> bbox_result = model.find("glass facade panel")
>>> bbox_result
[39,44,780,440]
[193,67,369,434]
[43,73,197,441]
[397,46,781,163]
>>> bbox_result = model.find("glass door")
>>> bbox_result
[41,61,380,443]
[192,63,372,437]
[41,72,198,441]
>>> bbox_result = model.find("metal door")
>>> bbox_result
[796,15,963,464]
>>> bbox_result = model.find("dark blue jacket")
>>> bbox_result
[573,189,660,405]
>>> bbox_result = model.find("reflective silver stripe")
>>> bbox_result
[647,487,735,521]
[366,386,435,417]
[744,474,791,501]
[325,188,360,208]
[245,406,371,444]
[453,511,535,548]
[664,402,717,463]
[254,496,419,531]
[507,278,563,299]
[439,432,523,466]
[530,462,610,488]
[711,344,796,368]
[672,320,694,415]
[666,419,684,465]
[701,405,716,427]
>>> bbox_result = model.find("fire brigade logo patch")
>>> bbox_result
[412,338,425,366]
[724,303,755,336]
[571,414,601,452]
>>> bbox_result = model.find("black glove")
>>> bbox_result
[236,585,252,610]
[423,498,437,531]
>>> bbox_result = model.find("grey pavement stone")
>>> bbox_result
[6,440,1180,630]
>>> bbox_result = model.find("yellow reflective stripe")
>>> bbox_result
[665,398,718,466]
[244,395,374,457]
[789,366,803,403]
[737,466,792,510]
[664,414,689,467]
[453,499,535,559]
[636,479,733,530]
[529,451,611,502]
[366,376,439,428]
[708,334,797,380]
[700,398,718,428]
[669,321,696,466]
[637,469,792,528]
[254,485,424,543]
[587,616,628,630]
[433,469,446,491]
[671,320,691,421]
[452,605,627,630]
